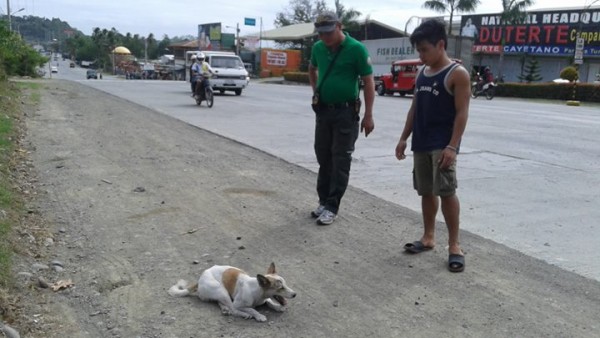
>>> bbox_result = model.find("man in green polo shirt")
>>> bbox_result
[308,11,375,226]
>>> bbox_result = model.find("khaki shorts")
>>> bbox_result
[413,150,457,197]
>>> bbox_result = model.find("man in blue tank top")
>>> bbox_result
[395,19,471,273]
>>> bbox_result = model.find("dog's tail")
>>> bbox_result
[168,279,198,297]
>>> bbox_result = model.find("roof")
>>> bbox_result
[112,46,131,55]
[255,19,406,41]
[169,40,199,49]
[260,22,316,41]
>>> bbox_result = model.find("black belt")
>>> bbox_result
[319,101,354,110]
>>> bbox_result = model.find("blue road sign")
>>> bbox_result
[245,17,256,26]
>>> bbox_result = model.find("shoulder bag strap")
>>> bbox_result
[316,45,343,95]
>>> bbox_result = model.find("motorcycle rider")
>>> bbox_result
[189,54,198,94]
[192,52,215,99]
[477,67,493,91]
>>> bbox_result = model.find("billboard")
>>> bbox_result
[461,8,600,57]
[198,23,222,50]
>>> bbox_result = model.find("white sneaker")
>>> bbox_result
[311,205,326,218]
[316,210,337,226]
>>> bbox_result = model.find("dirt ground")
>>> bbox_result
[4,79,600,338]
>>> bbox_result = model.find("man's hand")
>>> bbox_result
[438,147,457,169]
[360,114,374,137]
[395,140,407,160]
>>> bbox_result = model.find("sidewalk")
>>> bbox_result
[33,79,600,337]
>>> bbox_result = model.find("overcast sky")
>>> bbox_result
[2,0,595,39]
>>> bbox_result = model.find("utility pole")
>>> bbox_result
[567,0,600,106]
[236,22,240,55]
[7,0,11,32]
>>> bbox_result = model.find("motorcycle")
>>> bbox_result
[193,77,214,108]
[471,77,496,100]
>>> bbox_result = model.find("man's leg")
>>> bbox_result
[192,80,198,96]
[441,194,462,255]
[413,152,437,248]
[314,114,333,207]
[420,194,438,248]
[326,108,358,214]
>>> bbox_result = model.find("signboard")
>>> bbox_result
[461,8,600,57]
[266,51,287,66]
[575,36,585,64]
[245,17,256,26]
[198,23,222,50]
[361,38,418,75]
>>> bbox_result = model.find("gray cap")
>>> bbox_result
[314,11,340,33]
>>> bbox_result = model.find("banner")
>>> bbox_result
[461,8,600,57]
[198,23,222,50]
[266,51,287,66]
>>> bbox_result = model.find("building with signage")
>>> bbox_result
[461,6,600,82]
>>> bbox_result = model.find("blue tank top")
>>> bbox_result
[412,63,460,152]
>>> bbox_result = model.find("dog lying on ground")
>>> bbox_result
[168,262,296,322]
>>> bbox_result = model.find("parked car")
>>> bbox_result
[51,66,58,73]
[375,59,422,97]
[70,62,75,68]
[375,58,463,96]
[86,69,98,79]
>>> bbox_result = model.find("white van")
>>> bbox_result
[189,51,249,96]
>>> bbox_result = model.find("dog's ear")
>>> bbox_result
[257,274,270,288]
[267,262,276,274]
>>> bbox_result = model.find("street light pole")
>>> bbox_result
[6,1,25,32]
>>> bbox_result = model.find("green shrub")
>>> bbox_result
[0,23,48,77]
[283,72,309,83]
[560,66,578,82]
[495,82,600,102]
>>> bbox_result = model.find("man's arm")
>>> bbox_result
[395,97,415,160]
[308,64,318,93]
[439,66,470,168]
[360,74,375,137]
[449,66,470,148]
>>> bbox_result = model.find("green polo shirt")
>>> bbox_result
[310,32,372,104]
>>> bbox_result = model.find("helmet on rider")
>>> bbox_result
[191,54,197,60]
[197,52,205,60]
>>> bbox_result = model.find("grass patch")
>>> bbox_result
[16,82,42,104]
[0,80,34,286]
[0,221,9,279]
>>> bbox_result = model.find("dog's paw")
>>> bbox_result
[254,314,267,322]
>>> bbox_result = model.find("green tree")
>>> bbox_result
[517,56,542,83]
[334,0,361,32]
[157,35,172,57]
[0,21,48,78]
[497,0,535,80]
[65,33,99,61]
[422,0,481,35]
[274,0,329,27]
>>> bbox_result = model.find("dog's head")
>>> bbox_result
[257,262,297,306]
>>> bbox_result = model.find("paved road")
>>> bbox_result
[49,61,600,281]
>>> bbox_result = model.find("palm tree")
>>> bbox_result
[334,0,362,32]
[422,0,481,35]
[497,0,535,80]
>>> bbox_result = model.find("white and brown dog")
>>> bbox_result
[168,262,296,322]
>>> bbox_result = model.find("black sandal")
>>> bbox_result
[448,254,465,273]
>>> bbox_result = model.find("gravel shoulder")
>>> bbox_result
[7,79,600,337]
